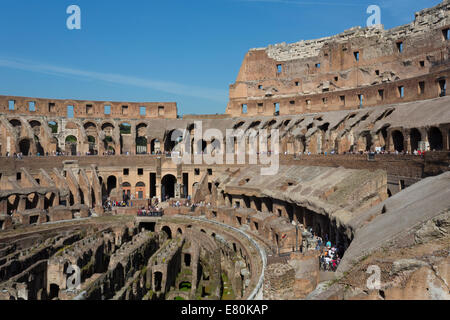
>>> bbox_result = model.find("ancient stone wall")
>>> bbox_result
[227,1,450,116]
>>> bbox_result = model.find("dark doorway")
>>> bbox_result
[410,128,421,152]
[154,272,163,292]
[107,176,117,198]
[428,127,443,151]
[19,139,31,155]
[161,174,177,201]
[161,226,172,239]
[392,130,404,152]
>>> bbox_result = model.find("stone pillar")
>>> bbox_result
[0,199,7,215]
[441,125,449,151]
[37,194,45,210]
[404,129,411,153]
[224,194,231,207]
[261,199,269,212]
[130,124,136,155]
[18,195,27,212]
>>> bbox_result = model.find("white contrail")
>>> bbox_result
[0,57,228,103]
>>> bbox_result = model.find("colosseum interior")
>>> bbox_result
[0,1,449,302]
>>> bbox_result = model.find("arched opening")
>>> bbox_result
[177,228,183,236]
[165,129,183,152]
[25,193,38,210]
[197,139,207,154]
[391,130,404,152]
[18,139,31,156]
[135,182,146,200]
[151,139,161,154]
[7,195,19,215]
[211,138,221,154]
[83,122,97,153]
[9,119,21,128]
[136,136,147,154]
[65,135,78,155]
[48,121,58,133]
[161,174,177,201]
[161,226,172,239]
[428,127,443,151]
[106,176,117,198]
[136,123,148,154]
[87,135,96,155]
[139,222,155,232]
[119,123,131,154]
[122,182,131,202]
[410,128,422,152]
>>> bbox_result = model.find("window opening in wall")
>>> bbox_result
[398,86,404,98]
[295,81,300,86]
[274,103,280,115]
[375,70,380,76]
[340,96,346,105]
[121,105,128,115]
[158,106,165,116]
[29,101,36,112]
[419,61,425,68]
[315,63,321,68]
[140,106,146,116]
[358,94,364,108]
[67,105,74,118]
[258,85,263,89]
[49,103,55,113]
[418,82,425,95]
[123,168,129,176]
[86,104,93,114]
[242,104,247,114]
[378,89,384,100]
[354,51,360,61]
[207,169,212,175]
[397,41,403,53]
[104,105,111,115]
[8,100,15,110]
[194,168,200,175]
[138,168,143,176]
[438,79,446,97]
[16,172,21,180]
[276,64,282,73]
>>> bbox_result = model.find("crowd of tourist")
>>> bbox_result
[312,234,343,272]
[137,206,163,217]
[103,200,130,211]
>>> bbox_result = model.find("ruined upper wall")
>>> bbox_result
[256,1,450,62]
[0,95,178,120]
[228,1,450,117]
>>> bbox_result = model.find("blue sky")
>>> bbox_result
[0,0,441,116]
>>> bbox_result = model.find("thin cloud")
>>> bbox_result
[0,57,227,103]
